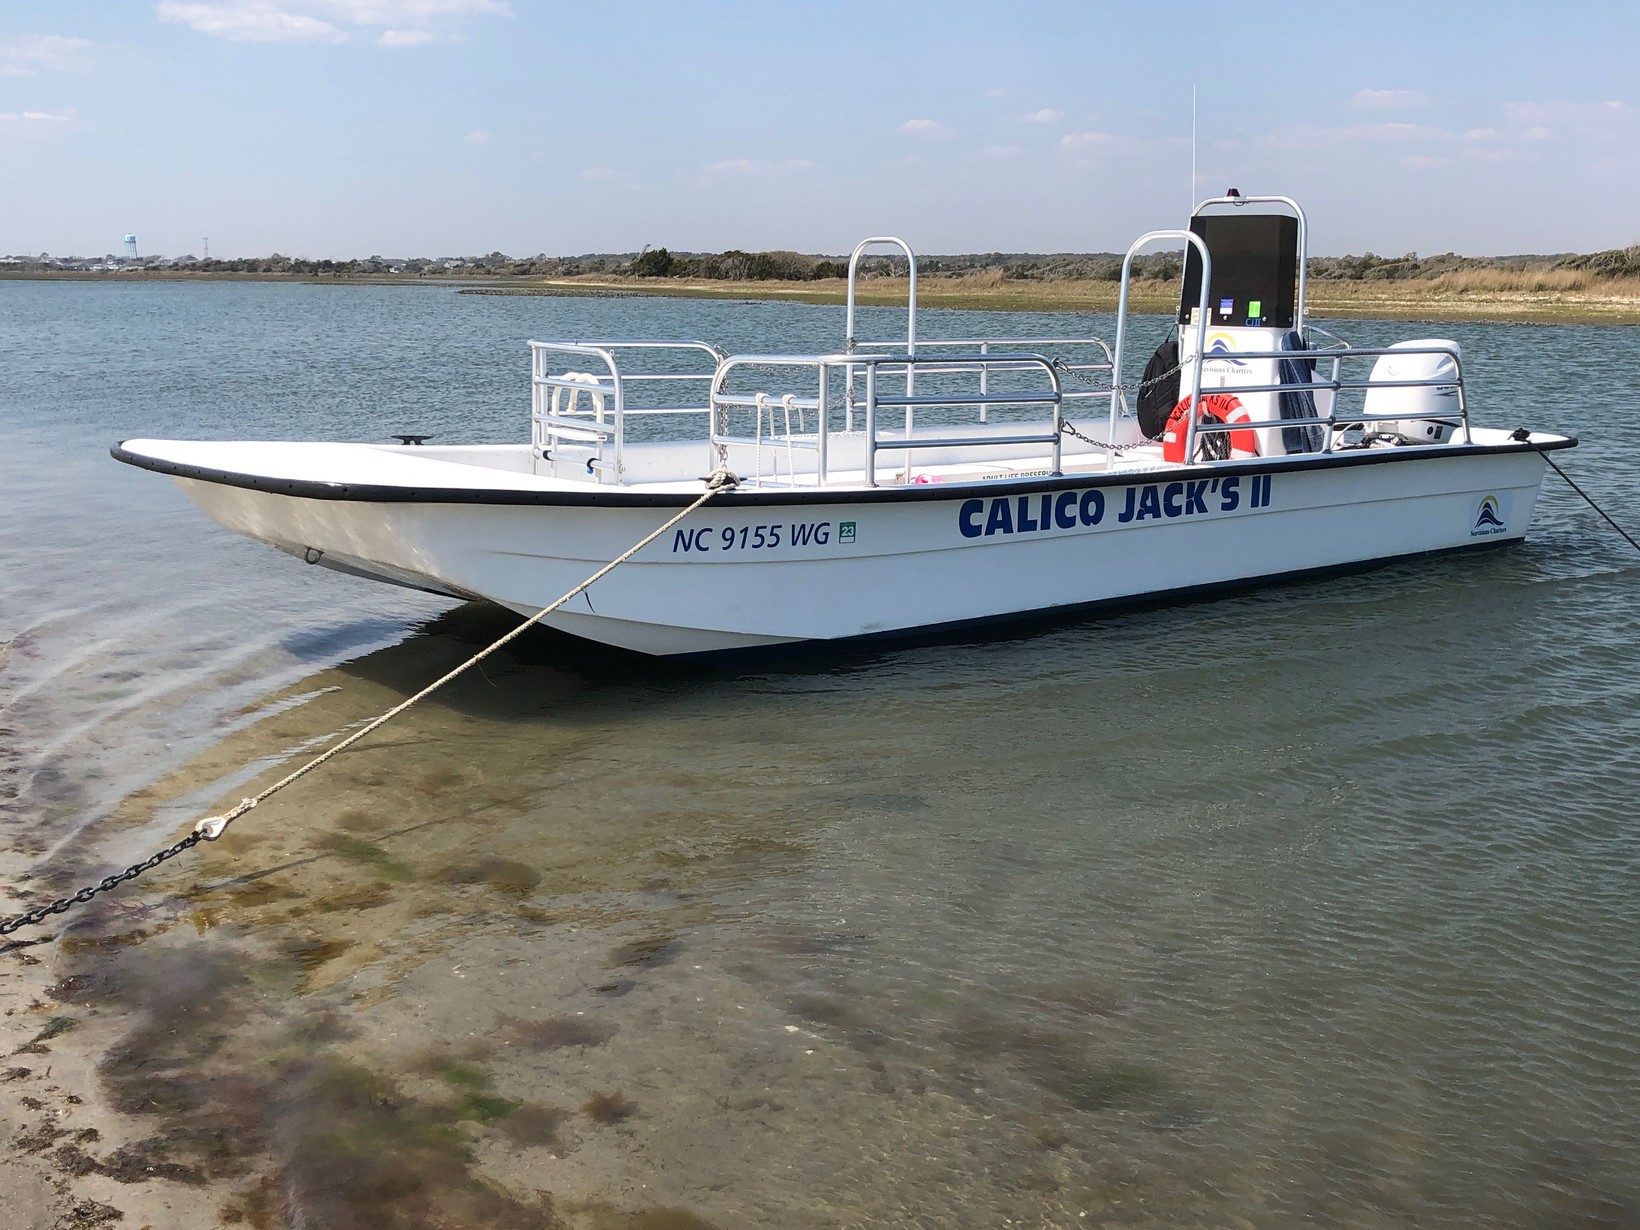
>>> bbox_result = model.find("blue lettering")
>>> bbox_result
[1054,491,1078,530]
[814,522,831,545]
[1220,477,1241,512]
[1184,480,1208,515]
[1039,494,1053,531]
[1162,482,1183,518]
[985,499,1014,536]
[673,527,712,553]
[1016,496,1038,532]
[1118,487,1137,523]
[1079,490,1105,526]
[1136,486,1163,521]
[958,499,984,539]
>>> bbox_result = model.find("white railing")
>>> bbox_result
[529,200,1473,486]
[529,340,723,482]
[850,337,1114,423]
[1181,343,1471,455]
[710,352,1065,487]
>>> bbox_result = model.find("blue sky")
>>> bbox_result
[4,1,1637,259]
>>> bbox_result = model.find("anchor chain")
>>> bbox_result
[0,469,740,937]
[1051,355,1188,454]
[0,832,203,937]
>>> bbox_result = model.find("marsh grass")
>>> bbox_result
[475,270,1640,323]
[14,262,1636,322]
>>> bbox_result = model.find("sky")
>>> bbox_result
[3,0,1638,260]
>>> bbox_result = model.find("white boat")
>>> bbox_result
[115,193,1575,657]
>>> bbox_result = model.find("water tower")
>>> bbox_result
[123,234,138,260]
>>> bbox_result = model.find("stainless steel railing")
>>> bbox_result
[529,339,724,481]
[710,351,1066,487]
[1178,343,1470,457]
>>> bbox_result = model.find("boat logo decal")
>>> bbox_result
[1204,333,1247,367]
[1471,494,1508,538]
[839,521,857,543]
[958,475,1273,540]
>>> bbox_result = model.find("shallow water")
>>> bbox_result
[2,280,1638,1228]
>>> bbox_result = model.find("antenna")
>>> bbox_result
[1190,83,1197,216]
[203,237,209,260]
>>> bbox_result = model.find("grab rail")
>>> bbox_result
[851,336,1114,421]
[1110,229,1214,464]
[710,351,1064,487]
[529,339,723,482]
[844,237,919,440]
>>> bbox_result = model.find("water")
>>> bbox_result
[2,280,1638,1229]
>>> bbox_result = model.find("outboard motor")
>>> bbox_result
[1362,340,1463,444]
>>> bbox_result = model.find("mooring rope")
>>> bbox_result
[0,469,739,937]
[1523,437,1640,556]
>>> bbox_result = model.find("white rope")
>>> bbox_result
[192,470,739,841]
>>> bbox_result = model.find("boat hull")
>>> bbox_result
[159,443,1555,656]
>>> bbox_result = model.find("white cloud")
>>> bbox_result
[1020,108,1065,124]
[1501,100,1634,146]
[378,28,434,45]
[0,108,75,131]
[1353,88,1427,110]
[464,129,487,143]
[156,1,509,45]
[898,118,950,139]
[0,34,93,76]
[978,144,1024,158]
[1504,99,1631,126]
[1059,130,1124,151]
[1252,121,1450,150]
[700,158,816,180]
[580,166,618,181]
[1403,155,1447,170]
[1464,127,1498,141]
[157,4,345,42]
[984,87,1006,99]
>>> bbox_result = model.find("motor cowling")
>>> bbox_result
[1362,340,1462,444]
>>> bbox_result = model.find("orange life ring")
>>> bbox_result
[1162,393,1251,462]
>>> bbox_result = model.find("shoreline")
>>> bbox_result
[4,270,1638,325]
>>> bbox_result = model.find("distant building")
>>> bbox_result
[123,234,138,260]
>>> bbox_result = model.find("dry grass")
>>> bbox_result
[13,264,1639,324]
[500,270,1640,323]
[505,273,1182,314]
[1427,267,1601,293]
[1302,271,1640,323]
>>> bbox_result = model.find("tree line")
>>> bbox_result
[13,242,1639,283]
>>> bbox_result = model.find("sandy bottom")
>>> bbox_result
[1,621,1207,1230]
